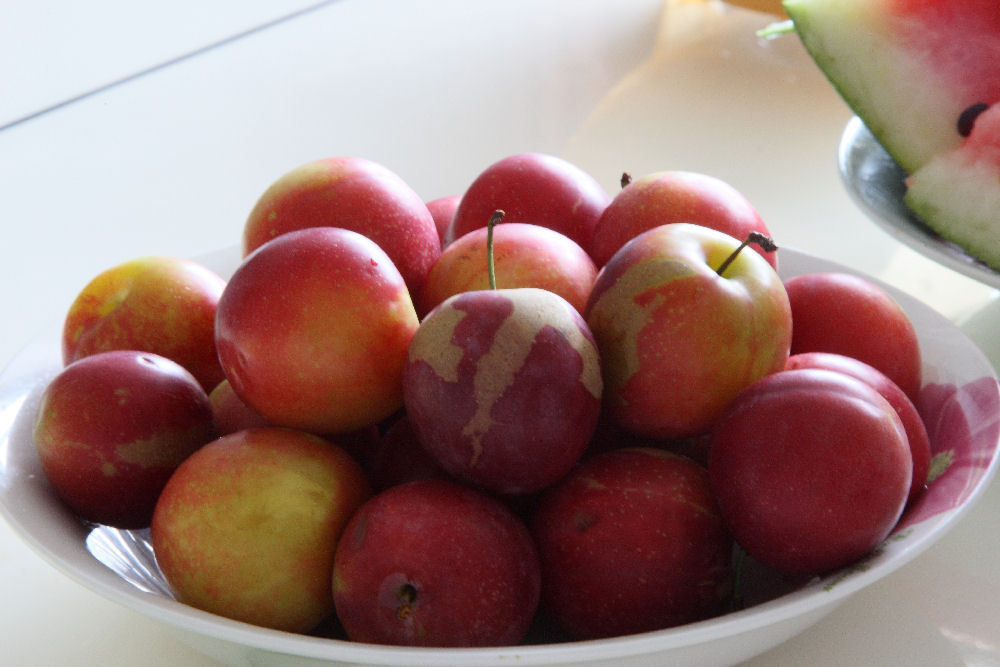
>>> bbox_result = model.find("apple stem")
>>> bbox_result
[487,209,504,290]
[620,172,632,189]
[715,231,778,276]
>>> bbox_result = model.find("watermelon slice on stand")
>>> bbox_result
[905,104,1000,271]
[779,0,1000,271]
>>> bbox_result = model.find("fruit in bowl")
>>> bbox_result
[445,152,610,258]
[61,255,227,392]
[332,478,541,647]
[403,283,602,495]
[5,240,999,667]
[215,226,420,435]
[4,152,1000,665]
[785,351,932,506]
[584,222,791,440]
[417,220,598,316]
[32,350,216,529]
[151,426,370,633]
[589,170,778,269]
[531,447,733,640]
[242,156,442,295]
[709,368,913,575]
[783,271,923,401]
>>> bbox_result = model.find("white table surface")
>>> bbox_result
[2,1,998,664]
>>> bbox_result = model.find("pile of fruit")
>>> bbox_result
[31,148,939,647]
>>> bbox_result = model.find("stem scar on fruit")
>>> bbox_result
[395,583,417,621]
[487,209,505,290]
[715,231,778,277]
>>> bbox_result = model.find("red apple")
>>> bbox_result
[785,351,931,505]
[445,152,609,257]
[215,227,419,434]
[403,287,602,495]
[584,222,792,440]
[784,271,923,401]
[590,170,778,269]
[62,256,226,391]
[425,194,460,247]
[332,479,541,647]
[32,350,216,528]
[417,222,598,316]
[530,447,732,640]
[208,379,270,436]
[709,368,912,574]
[242,156,441,295]
[151,426,370,633]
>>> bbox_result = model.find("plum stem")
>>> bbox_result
[620,172,632,189]
[715,231,778,276]
[487,209,504,290]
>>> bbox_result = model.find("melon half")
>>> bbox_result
[784,0,1000,270]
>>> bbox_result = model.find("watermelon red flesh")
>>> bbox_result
[903,103,1000,271]
[784,0,1000,174]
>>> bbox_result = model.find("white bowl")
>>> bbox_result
[1,245,998,667]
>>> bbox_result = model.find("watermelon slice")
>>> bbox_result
[782,0,1000,175]
[781,0,1000,271]
[904,104,1000,270]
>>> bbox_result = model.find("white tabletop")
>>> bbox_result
[2,1,999,664]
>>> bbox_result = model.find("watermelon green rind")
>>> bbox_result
[783,0,1000,175]
[904,158,1000,270]
[903,105,1000,271]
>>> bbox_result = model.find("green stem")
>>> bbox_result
[487,209,504,290]
[757,19,795,40]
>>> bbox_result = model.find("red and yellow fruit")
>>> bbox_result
[62,256,226,392]
[446,152,609,257]
[242,156,441,295]
[33,350,216,528]
[216,227,419,435]
[418,221,597,316]
[585,223,791,439]
[152,427,370,633]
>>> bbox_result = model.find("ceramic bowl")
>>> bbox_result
[1,245,998,667]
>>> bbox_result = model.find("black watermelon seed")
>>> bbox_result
[957,102,990,138]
